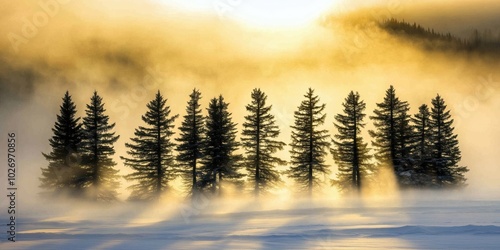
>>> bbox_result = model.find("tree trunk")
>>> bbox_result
[255,101,261,197]
[308,100,313,197]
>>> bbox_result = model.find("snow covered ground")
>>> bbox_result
[2,192,500,249]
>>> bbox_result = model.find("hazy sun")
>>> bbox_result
[230,0,340,28]
[160,0,340,29]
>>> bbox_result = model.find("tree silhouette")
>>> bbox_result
[410,104,433,186]
[122,91,178,201]
[331,91,372,193]
[242,89,286,197]
[287,88,330,196]
[380,18,468,51]
[80,91,120,201]
[201,95,244,195]
[176,89,205,197]
[429,95,468,187]
[41,91,84,195]
[369,85,413,186]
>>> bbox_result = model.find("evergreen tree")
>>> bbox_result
[122,91,178,201]
[369,85,413,185]
[41,91,84,195]
[397,107,414,176]
[242,89,286,197]
[429,95,468,186]
[80,91,120,201]
[287,88,330,196]
[410,104,433,186]
[201,95,244,195]
[331,91,372,193]
[176,89,205,197]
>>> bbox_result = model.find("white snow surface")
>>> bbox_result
[2,193,500,249]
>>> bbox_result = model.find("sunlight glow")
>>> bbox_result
[229,0,340,28]
[40,216,84,224]
[159,0,341,29]
[125,201,180,227]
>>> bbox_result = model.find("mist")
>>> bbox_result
[1,0,500,211]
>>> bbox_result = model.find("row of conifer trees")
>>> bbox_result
[40,86,468,201]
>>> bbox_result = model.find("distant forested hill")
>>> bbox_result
[380,18,500,54]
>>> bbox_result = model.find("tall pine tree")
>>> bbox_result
[369,85,413,186]
[331,91,372,193]
[410,104,433,186]
[80,91,120,201]
[201,95,244,195]
[176,89,205,197]
[242,89,286,197]
[429,95,468,187]
[287,88,330,196]
[41,91,84,195]
[122,91,178,201]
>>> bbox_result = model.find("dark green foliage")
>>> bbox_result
[397,104,414,178]
[369,85,413,186]
[242,89,286,196]
[41,91,84,195]
[122,91,178,201]
[331,91,372,193]
[429,95,468,187]
[80,91,120,201]
[410,104,433,186]
[288,88,330,195]
[201,95,244,195]
[176,89,205,197]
